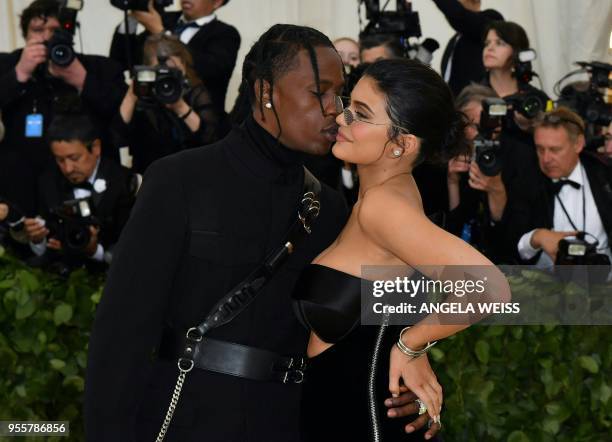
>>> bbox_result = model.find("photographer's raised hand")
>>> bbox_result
[132,0,164,35]
[15,39,47,83]
[24,218,49,244]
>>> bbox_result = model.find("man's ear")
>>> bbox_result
[253,79,273,117]
[91,139,102,157]
[574,134,585,155]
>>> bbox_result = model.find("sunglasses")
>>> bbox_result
[333,95,411,134]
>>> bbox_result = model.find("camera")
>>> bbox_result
[504,92,546,119]
[110,0,172,12]
[133,65,188,105]
[47,0,82,67]
[556,233,611,266]
[360,0,421,40]
[556,61,612,133]
[473,98,507,176]
[48,198,98,255]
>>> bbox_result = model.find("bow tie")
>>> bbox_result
[174,20,201,35]
[550,179,581,195]
[70,181,93,192]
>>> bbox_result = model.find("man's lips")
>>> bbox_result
[322,124,338,141]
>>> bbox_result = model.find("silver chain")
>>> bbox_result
[155,369,188,442]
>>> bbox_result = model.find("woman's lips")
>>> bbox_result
[335,131,350,142]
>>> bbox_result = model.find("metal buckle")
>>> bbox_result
[282,369,305,384]
[186,327,203,342]
[178,358,194,373]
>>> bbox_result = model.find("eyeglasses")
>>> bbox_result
[333,95,411,134]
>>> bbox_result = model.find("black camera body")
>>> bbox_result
[133,65,188,105]
[360,0,422,40]
[47,0,83,67]
[473,98,507,176]
[48,198,98,255]
[110,0,172,11]
[504,92,546,120]
[556,234,611,266]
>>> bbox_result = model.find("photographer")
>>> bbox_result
[24,114,136,269]
[112,34,223,173]
[431,0,503,96]
[359,34,404,64]
[508,108,612,266]
[0,0,126,215]
[109,0,240,113]
[481,21,549,138]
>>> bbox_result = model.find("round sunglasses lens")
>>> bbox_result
[343,108,354,125]
[334,95,344,114]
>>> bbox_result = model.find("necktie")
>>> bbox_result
[551,179,581,195]
[174,20,200,36]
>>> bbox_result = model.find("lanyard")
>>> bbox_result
[555,167,586,233]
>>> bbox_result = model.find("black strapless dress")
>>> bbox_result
[293,264,431,442]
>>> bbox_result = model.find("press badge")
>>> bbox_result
[25,114,44,138]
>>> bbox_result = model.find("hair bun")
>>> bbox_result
[439,110,471,163]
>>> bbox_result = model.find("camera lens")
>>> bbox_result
[66,224,91,251]
[154,76,182,104]
[50,44,74,67]
[520,96,542,119]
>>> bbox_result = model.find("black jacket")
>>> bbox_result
[37,157,136,253]
[85,115,348,441]
[433,0,503,96]
[0,51,126,215]
[111,84,225,174]
[110,13,240,112]
[505,152,612,263]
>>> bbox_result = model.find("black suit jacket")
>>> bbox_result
[433,0,503,96]
[505,153,612,263]
[84,117,348,441]
[37,157,135,251]
[110,13,240,112]
[0,51,126,215]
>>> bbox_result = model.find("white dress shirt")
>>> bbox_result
[177,13,216,44]
[31,160,105,262]
[517,161,611,268]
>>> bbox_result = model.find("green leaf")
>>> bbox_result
[53,304,73,325]
[475,340,490,364]
[578,355,599,374]
[49,359,66,370]
[62,375,85,392]
[543,417,561,435]
[15,299,35,319]
[507,430,530,442]
[430,347,444,362]
[15,385,26,398]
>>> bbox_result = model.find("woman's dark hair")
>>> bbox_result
[364,59,470,166]
[144,34,202,87]
[20,0,59,39]
[484,21,530,56]
[47,114,99,151]
[229,24,337,130]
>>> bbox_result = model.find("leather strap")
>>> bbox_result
[172,167,321,378]
[159,331,307,384]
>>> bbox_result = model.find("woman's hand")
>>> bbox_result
[389,346,442,423]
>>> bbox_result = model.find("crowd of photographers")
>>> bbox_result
[0,0,611,276]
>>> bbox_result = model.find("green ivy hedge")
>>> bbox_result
[0,248,610,441]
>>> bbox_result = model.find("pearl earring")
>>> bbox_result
[393,149,402,157]
[265,102,272,109]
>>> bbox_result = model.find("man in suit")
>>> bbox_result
[23,114,136,269]
[507,107,612,266]
[0,0,126,216]
[431,0,503,97]
[110,0,240,112]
